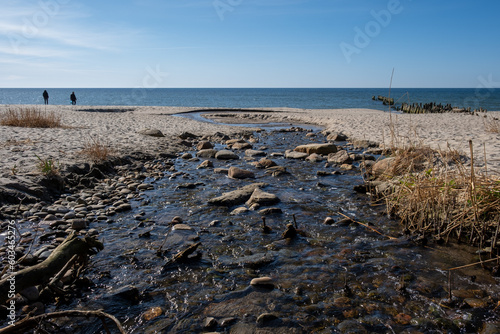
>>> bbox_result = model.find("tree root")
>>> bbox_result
[0,309,126,334]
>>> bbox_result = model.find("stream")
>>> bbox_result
[6,113,500,333]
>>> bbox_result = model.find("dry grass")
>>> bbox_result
[0,107,62,128]
[379,134,500,249]
[80,137,112,162]
[484,115,500,134]
[373,114,500,250]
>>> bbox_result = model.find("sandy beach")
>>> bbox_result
[1,105,499,179]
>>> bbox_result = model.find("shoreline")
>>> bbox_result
[1,104,499,204]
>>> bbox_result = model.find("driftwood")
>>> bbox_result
[0,309,126,334]
[0,232,103,304]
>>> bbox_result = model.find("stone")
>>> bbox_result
[230,207,249,215]
[285,151,309,159]
[246,188,280,207]
[214,168,229,174]
[171,216,183,224]
[179,132,198,139]
[172,224,193,231]
[138,129,164,137]
[337,319,368,333]
[250,276,275,289]
[215,150,239,160]
[142,307,163,321]
[196,149,218,158]
[228,167,255,179]
[196,141,213,150]
[208,183,268,206]
[69,219,87,230]
[340,164,353,170]
[115,203,132,212]
[197,160,214,169]
[63,211,76,220]
[259,207,282,215]
[306,153,323,162]
[327,132,348,141]
[232,142,253,150]
[256,313,278,326]
[181,153,193,159]
[20,286,39,301]
[203,317,218,330]
[106,285,140,304]
[370,157,396,178]
[256,158,277,168]
[351,139,378,148]
[43,214,57,221]
[328,150,353,165]
[281,223,297,239]
[294,143,337,155]
[245,149,266,157]
[323,217,335,225]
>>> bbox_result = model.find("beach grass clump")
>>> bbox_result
[381,143,500,248]
[36,155,59,176]
[484,115,500,134]
[0,107,62,128]
[81,136,112,162]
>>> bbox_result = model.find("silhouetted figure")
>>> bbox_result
[43,90,49,105]
[70,92,77,105]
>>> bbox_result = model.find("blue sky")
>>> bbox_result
[1,0,499,88]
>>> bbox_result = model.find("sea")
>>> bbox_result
[0,88,499,111]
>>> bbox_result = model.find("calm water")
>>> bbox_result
[0,88,499,111]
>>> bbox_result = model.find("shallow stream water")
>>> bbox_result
[30,116,500,333]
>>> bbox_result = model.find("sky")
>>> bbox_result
[1,0,499,88]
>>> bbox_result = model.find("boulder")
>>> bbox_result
[328,150,353,165]
[306,153,323,163]
[215,150,239,160]
[246,188,280,207]
[197,160,213,169]
[245,149,266,157]
[294,143,337,155]
[285,151,309,160]
[196,149,218,158]
[138,129,164,137]
[371,157,396,178]
[196,141,213,150]
[326,132,348,141]
[228,167,255,179]
[232,142,253,150]
[255,158,277,169]
[208,183,268,206]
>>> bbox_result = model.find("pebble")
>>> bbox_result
[256,313,278,326]
[250,276,275,289]
[70,219,87,230]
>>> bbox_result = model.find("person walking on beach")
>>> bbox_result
[70,92,77,105]
[43,90,49,104]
